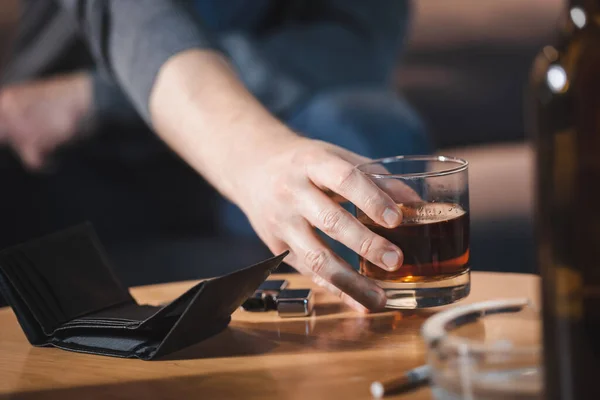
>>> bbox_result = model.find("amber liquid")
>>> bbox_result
[358,202,470,283]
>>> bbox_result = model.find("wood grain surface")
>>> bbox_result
[0,272,539,400]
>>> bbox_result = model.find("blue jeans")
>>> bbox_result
[218,87,431,265]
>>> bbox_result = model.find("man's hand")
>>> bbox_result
[232,137,407,312]
[150,50,410,312]
[0,71,92,170]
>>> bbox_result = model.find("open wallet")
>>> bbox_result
[0,223,287,360]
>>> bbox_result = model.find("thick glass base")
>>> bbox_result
[376,270,471,309]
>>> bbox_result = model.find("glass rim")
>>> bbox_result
[356,155,468,179]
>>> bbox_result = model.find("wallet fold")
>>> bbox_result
[0,223,287,360]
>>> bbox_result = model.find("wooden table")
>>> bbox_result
[0,272,539,399]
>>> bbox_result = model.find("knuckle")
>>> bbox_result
[272,185,287,202]
[336,165,357,191]
[318,208,346,235]
[270,172,287,191]
[363,192,383,212]
[310,274,327,289]
[271,176,294,201]
[359,236,375,257]
[291,143,317,165]
[299,148,317,165]
[271,242,290,255]
[311,275,343,297]
[304,249,331,275]
[266,212,281,229]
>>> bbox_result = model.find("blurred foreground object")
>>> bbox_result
[530,0,600,398]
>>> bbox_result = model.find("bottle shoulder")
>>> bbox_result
[531,28,600,98]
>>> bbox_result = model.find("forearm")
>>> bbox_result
[149,49,299,203]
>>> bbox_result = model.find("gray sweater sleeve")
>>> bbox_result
[56,0,221,123]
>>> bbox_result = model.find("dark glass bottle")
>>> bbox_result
[530,1,600,399]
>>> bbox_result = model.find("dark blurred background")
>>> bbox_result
[0,0,564,290]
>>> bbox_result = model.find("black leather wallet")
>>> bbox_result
[0,223,287,360]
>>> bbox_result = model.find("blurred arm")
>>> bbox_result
[52,0,295,197]
[52,0,411,196]
[58,1,410,123]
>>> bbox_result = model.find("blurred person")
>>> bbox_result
[0,1,429,312]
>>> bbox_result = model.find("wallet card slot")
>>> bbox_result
[14,250,68,323]
[55,320,135,330]
[0,268,48,344]
[51,323,173,359]
[81,303,160,324]
[63,318,133,326]
[51,333,156,359]
[60,304,171,331]
[1,253,62,333]
[60,319,132,329]
[15,251,67,324]
[2,224,135,323]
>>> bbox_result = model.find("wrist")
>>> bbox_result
[148,49,301,203]
[222,126,304,205]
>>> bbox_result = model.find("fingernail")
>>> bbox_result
[383,207,400,227]
[382,251,400,270]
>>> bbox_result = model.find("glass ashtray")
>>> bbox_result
[421,298,541,400]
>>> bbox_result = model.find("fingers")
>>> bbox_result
[283,219,387,311]
[372,177,422,204]
[311,274,369,313]
[262,233,374,313]
[307,157,403,228]
[355,161,423,203]
[332,148,423,203]
[299,186,403,272]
